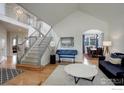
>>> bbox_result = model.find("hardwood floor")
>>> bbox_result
[0,56,16,69]
[0,55,98,85]
[83,54,99,65]
[0,55,58,85]
[90,58,99,65]
[5,64,58,85]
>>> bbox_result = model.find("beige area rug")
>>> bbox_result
[43,65,114,85]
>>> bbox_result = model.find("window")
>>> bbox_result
[90,37,96,46]
[13,38,16,46]
[84,34,97,47]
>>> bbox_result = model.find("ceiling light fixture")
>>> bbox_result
[14,6,23,15]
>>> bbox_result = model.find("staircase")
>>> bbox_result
[15,13,53,70]
[16,28,53,70]
[0,4,54,70]
[21,37,52,66]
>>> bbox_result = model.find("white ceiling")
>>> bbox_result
[20,3,124,25]
[20,3,78,25]
[79,3,124,23]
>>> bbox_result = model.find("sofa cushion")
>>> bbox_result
[59,55,75,58]
[100,61,124,76]
[109,57,121,65]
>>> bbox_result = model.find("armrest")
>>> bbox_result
[99,56,105,61]
[115,53,124,55]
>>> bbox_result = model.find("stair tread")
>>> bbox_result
[25,56,40,58]
[19,36,52,67]
[21,61,39,66]
[22,59,39,62]
[21,62,38,65]
[16,64,43,71]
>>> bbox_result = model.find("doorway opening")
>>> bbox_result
[82,29,104,58]
[12,37,18,53]
[12,36,18,64]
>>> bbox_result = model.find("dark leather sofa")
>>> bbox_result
[99,53,124,85]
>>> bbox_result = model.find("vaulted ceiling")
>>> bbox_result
[20,3,124,25]
[20,3,78,25]
[79,3,124,24]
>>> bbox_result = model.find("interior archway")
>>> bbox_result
[82,29,104,57]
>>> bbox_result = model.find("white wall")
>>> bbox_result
[0,25,7,62]
[110,22,124,53]
[40,46,51,66]
[0,3,5,15]
[53,11,109,62]
[40,30,59,66]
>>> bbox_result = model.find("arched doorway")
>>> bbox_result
[82,29,104,57]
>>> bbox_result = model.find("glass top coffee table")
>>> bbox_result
[64,64,98,84]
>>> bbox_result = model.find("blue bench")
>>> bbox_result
[56,49,78,63]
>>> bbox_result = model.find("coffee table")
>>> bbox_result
[64,64,98,84]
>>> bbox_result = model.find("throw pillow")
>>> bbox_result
[109,57,121,65]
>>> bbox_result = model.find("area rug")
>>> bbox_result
[43,65,114,85]
[0,68,23,85]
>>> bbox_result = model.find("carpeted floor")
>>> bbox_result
[0,68,23,85]
[43,65,114,85]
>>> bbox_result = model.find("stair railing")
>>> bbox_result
[1,4,49,36]
[17,29,42,64]
[36,26,53,65]
[18,26,53,66]
[1,4,53,65]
